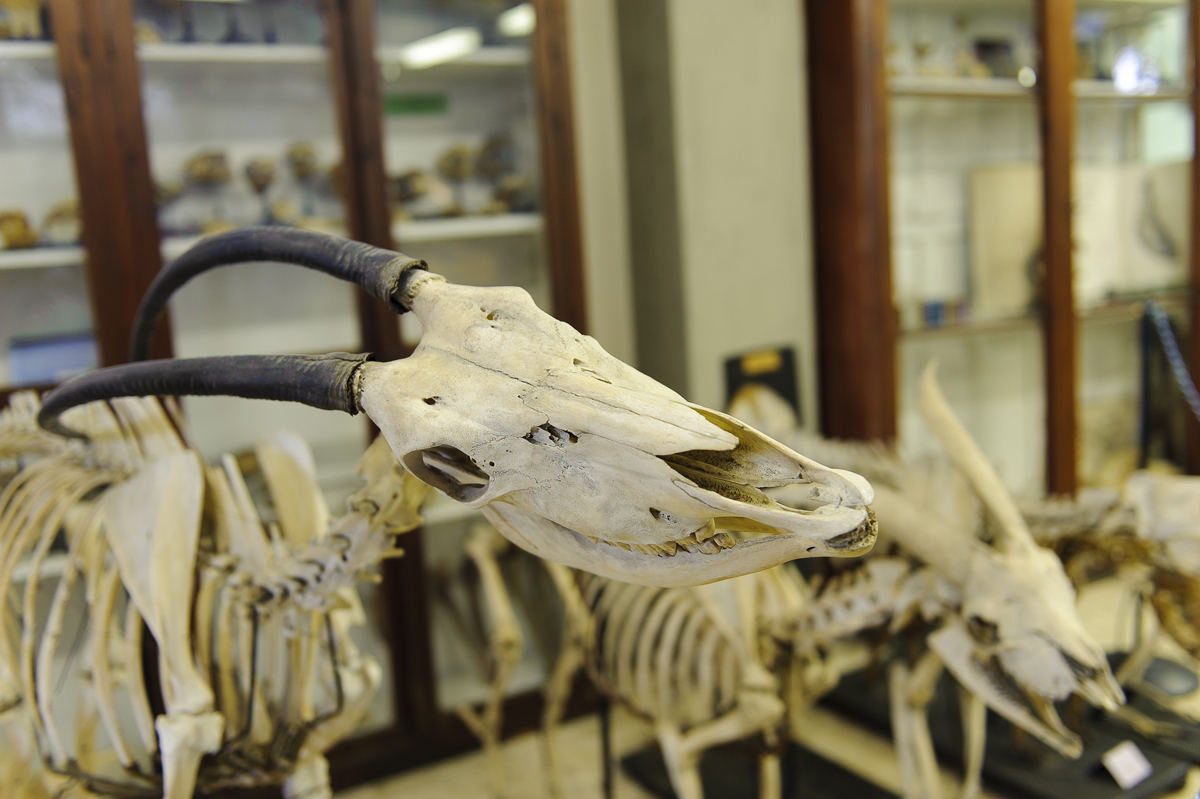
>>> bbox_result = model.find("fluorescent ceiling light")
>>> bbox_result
[498,4,536,37]
[400,27,482,70]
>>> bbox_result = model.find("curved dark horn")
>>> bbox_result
[38,352,372,439]
[130,227,426,361]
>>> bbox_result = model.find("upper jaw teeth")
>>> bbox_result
[585,528,738,557]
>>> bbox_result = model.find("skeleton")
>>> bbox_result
[725,368,1122,799]
[504,366,1118,799]
[38,226,876,589]
[1025,472,1200,726]
[4,226,878,797]
[454,525,526,798]
[0,392,426,799]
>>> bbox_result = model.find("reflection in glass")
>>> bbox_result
[889,2,1047,496]
[1074,4,1194,487]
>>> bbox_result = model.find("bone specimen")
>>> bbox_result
[476,370,1103,798]
[456,525,525,798]
[0,0,42,40]
[1027,471,1200,723]
[0,393,426,799]
[0,210,38,249]
[40,199,81,247]
[40,227,877,589]
[683,369,1121,799]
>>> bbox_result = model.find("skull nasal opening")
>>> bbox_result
[402,445,491,503]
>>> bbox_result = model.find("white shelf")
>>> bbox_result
[891,76,1031,98]
[1075,79,1191,102]
[0,41,529,70]
[0,236,200,272]
[0,217,538,273]
[0,246,84,271]
[0,41,53,59]
[393,213,541,243]
[375,45,529,69]
[139,42,325,64]
[891,75,1192,102]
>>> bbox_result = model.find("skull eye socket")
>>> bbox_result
[967,615,1000,646]
[402,445,491,503]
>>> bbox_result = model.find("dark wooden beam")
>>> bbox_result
[48,0,172,365]
[1037,0,1078,495]
[1188,0,1200,474]
[323,0,406,364]
[530,0,588,332]
[804,0,896,442]
[323,0,434,743]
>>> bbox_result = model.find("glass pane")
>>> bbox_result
[130,0,392,731]
[374,0,555,711]
[889,0,1046,495]
[133,0,364,492]
[1073,2,1191,486]
[0,48,92,389]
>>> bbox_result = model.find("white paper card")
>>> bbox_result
[1102,740,1154,790]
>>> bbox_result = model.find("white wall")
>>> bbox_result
[568,0,637,366]
[664,0,819,423]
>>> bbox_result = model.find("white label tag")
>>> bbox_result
[1102,740,1154,790]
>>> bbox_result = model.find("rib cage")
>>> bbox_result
[0,393,414,798]
[582,575,740,730]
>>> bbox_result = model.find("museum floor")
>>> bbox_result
[336,708,659,799]
[336,703,1200,799]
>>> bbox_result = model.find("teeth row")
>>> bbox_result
[587,530,736,557]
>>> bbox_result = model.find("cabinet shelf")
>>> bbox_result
[393,213,541,243]
[890,75,1191,102]
[0,40,529,70]
[0,246,86,271]
[0,216,540,273]
[0,41,53,59]
[890,76,1031,99]
[901,291,1187,340]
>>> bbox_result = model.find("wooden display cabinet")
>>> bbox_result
[0,0,589,791]
[807,0,1200,497]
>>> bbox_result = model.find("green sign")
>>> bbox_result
[383,93,448,116]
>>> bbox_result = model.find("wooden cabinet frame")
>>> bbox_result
[807,0,1200,494]
[26,0,592,790]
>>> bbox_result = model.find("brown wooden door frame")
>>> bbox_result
[805,0,897,443]
[1037,0,1078,496]
[806,0,1083,495]
[48,0,173,367]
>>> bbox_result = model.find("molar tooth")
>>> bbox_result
[615,541,632,551]
[586,535,601,544]
[631,544,655,555]
[696,538,722,555]
[714,532,736,549]
[659,541,678,557]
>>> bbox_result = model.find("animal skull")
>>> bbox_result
[360,273,875,586]
[40,228,876,589]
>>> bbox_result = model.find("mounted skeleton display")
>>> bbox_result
[0,393,425,798]
[4,227,878,798]
[521,366,1123,799]
[1025,469,1200,726]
